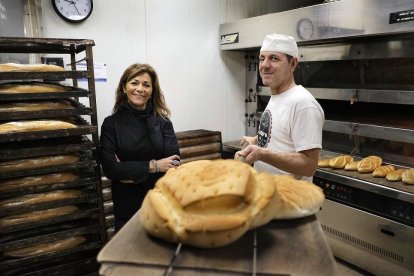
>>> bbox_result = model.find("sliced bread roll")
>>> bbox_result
[329,155,354,169]
[372,165,395,178]
[357,156,382,173]
[402,169,414,185]
[345,161,359,171]
[386,169,406,182]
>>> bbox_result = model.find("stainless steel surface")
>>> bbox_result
[220,0,414,50]
[317,200,414,276]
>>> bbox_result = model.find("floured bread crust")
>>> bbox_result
[0,63,65,72]
[140,159,324,248]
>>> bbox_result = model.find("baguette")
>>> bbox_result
[0,120,77,134]
[0,63,65,72]
[4,236,86,257]
[386,169,406,182]
[357,156,382,173]
[140,159,324,248]
[372,165,395,178]
[329,155,354,169]
[402,169,414,185]
[0,172,78,192]
[0,190,82,208]
[0,205,78,227]
[0,101,73,112]
[0,154,80,173]
[0,82,69,94]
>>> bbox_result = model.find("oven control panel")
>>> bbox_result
[314,176,413,226]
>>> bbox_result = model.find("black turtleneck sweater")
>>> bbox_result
[100,101,179,229]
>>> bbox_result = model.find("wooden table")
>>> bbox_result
[97,211,338,275]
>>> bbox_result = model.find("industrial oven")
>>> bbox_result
[220,0,414,275]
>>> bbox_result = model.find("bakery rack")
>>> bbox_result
[0,37,106,276]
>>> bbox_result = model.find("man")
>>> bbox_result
[235,34,324,182]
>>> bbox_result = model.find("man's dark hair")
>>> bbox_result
[286,54,293,63]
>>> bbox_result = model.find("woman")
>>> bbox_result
[100,63,180,231]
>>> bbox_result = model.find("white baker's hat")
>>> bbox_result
[260,34,298,58]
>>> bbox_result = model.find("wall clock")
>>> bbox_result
[52,0,93,23]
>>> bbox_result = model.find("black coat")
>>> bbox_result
[100,102,179,229]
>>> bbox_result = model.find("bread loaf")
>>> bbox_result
[0,172,78,192]
[0,82,69,94]
[402,169,414,185]
[357,156,382,173]
[386,169,406,182]
[0,101,73,112]
[0,120,77,134]
[372,165,395,178]
[345,161,359,171]
[0,205,78,227]
[0,154,80,173]
[140,159,324,248]
[272,175,324,219]
[0,63,65,72]
[329,155,354,169]
[4,236,86,257]
[317,158,331,167]
[0,190,82,208]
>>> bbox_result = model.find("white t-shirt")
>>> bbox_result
[254,85,324,182]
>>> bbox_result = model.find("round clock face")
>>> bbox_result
[52,0,93,23]
[296,18,314,40]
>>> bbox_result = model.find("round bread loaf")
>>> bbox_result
[139,159,324,248]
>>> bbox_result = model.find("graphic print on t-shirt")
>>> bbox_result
[257,109,271,148]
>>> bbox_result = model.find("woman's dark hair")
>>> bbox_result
[113,63,171,117]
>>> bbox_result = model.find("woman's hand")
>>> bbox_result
[155,155,180,172]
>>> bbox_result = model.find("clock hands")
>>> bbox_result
[63,0,81,15]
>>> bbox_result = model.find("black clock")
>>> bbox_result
[52,0,93,23]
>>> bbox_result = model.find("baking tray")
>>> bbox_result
[0,205,100,234]
[0,136,95,161]
[0,117,97,143]
[0,98,93,121]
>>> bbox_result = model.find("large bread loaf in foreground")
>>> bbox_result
[0,63,65,72]
[140,159,324,248]
[0,120,77,134]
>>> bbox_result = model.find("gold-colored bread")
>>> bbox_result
[402,169,414,185]
[329,155,354,169]
[0,205,78,227]
[345,161,359,171]
[0,82,69,94]
[4,236,86,257]
[372,165,395,178]
[0,190,82,208]
[272,175,324,219]
[0,101,73,112]
[357,156,382,173]
[318,158,331,167]
[0,63,65,72]
[0,154,80,173]
[139,159,324,248]
[386,169,406,182]
[0,120,77,134]
[0,172,79,192]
